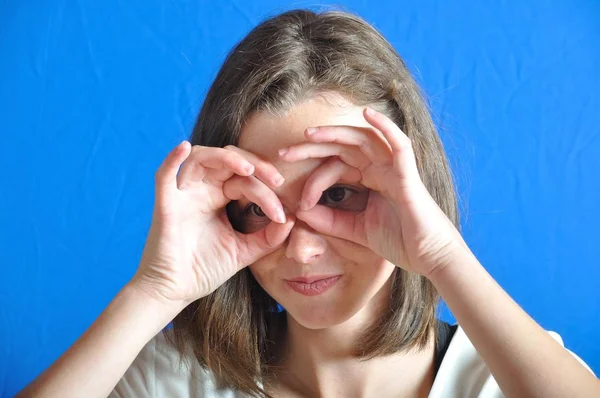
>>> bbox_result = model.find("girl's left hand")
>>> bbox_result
[278,107,468,278]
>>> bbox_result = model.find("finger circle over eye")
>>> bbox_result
[222,175,286,224]
[301,157,362,211]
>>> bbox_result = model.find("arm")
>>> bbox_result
[429,247,600,397]
[16,282,185,398]
[16,141,292,397]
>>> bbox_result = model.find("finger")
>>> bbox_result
[295,205,368,247]
[363,107,420,180]
[223,175,286,224]
[177,153,208,189]
[155,141,191,206]
[177,146,255,189]
[300,157,362,211]
[237,216,296,267]
[279,142,370,170]
[224,145,285,189]
[203,166,236,184]
[197,147,255,173]
[304,125,392,164]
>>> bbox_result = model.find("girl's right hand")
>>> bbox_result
[130,141,294,307]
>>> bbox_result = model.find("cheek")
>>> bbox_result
[248,252,280,291]
[327,237,379,265]
[330,241,397,302]
[356,258,396,299]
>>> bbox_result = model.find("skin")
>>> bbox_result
[238,95,397,332]
[235,94,436,396]
[17,92,600,397]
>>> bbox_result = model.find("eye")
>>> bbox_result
[317,185,369,212]
[319,186,353,205]
[247,203,266,218]
[226,201,269,235]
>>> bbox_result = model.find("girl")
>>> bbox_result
[18,9,598,398]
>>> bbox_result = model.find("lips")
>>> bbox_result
[285,275,342,296]
[287,275,340,284]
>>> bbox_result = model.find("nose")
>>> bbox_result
[284,221,327,264]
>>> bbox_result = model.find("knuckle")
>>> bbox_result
[226,174,245,187]
[224,151,242,165]
[250,180,265,197]
[359,137,371,147]
[221,181,234,197]
[329,157,344,167]
[339,150,354,163]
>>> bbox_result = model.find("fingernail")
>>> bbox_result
[306,127,318,135]
[276,209,286,224]
[365,107,376,116]
[278,148,288,156]
[273,175,285,186]
[243,163,255,174]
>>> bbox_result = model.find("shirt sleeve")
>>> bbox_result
[429,325,596,398]
[108,332,159,398]
[109,330,248,398]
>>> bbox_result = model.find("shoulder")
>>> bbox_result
[429,324,595,398]
[109,328,249,398]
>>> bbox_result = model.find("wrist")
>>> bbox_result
[425,244,477,286]
[123,279,190,318]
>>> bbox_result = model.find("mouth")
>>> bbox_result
[284,275,342,296]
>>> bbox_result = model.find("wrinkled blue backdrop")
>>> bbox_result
[1,1,599,395]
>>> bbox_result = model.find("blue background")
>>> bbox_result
[1,1,599,395]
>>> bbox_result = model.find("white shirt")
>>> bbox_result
[110,325,594,397]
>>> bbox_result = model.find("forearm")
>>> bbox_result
[16,282,185,398]
[429,248,600,397]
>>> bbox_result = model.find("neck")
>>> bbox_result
[272,304,437,397]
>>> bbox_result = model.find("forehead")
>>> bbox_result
[238,93,370,161]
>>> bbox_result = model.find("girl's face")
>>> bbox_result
[234,94,396,330]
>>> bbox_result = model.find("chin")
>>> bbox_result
[286,304,355,329]
[281,275,396,331]
[279,289,376,330]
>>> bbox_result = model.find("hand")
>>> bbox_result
[131,141,294,307]
[278,107,467,278]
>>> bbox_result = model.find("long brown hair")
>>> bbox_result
[164,8,459,397]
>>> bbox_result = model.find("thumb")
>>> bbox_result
[154,140,192,212]
[296,205,368,247]
[237,216,295,266]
